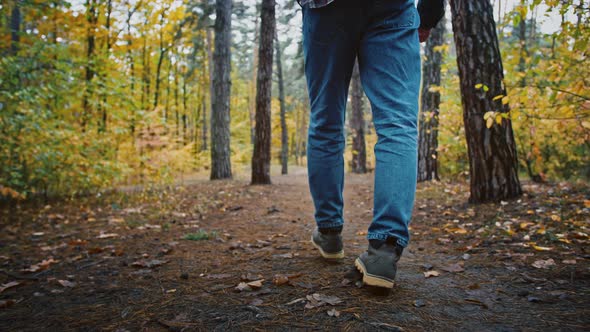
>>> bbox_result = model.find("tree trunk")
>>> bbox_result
[10,1,20,55]
[275,30,288,175]
[82,0,98,131]
[349,60,367,174]
[249,9,260,146]
[203,25,214,151]
[251,0,275,185]
[450,0,522,203]
[153,7,169,109]
[100,0,112,133]
[210,0,233,180]
[418,17,445,182]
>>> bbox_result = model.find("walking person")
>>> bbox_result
[302,0,445,288]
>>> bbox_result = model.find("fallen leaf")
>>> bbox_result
[96,233,119,239]
[131,259,168,268]
[441,263,464,273]
[235,282,252,292]
[21,258,58,273]
[68,239,88,246]
[0,299,15,309]
[562,259,577,265]
[327,308,340,317]
[423,270,440,278]
[247,279,264,289]
[58,280,76,288]
[0,281,20,293]
[285,297,306,305]
[532,258,556,269]
[273,274,290,286]
[305,293,342,309]
[108,217,125,224]
[532,244,553,251]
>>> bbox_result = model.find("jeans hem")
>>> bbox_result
[367,233,408,248]
[317,222,344,229]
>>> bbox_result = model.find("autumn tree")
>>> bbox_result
[210,0,233,180]
[251,0,275,184]
[450,0,522,202]
[418,17,445,182]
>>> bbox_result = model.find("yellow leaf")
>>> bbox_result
[532,244,553,251]
[495,114,503,125]
[493,94,504,101]
[486,117,494,128]
[475,83,483,89]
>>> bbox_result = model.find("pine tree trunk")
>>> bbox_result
[210,0,233,180]
[275,30,288,175]
[251,0,275,185]
[203,26,213,151]
[450,0,522,203]
[418,17,445,182]
[349,60,366,174]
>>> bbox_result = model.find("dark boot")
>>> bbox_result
[311,227,344,259]
[354,238,403,288]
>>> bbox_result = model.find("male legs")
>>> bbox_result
[303,0,360,259]
[303,0,421,287]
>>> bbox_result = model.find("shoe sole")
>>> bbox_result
[310,235,344,259]
[354,258,395,289]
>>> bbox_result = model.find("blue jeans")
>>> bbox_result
[303,0,421,248]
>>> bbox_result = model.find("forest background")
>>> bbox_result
[0,0,588,200]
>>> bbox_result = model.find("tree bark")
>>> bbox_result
[154,6,169,109]
[418,17,445,182]
[275,30,288,175]
[203,25,214,151]
[82,0,98,131]
[10,0,20,55]
[100,0,112,133]
[249,9,260,146]
[251,0,275,185]
[349,60,367,174]
[210,0,233,180]
[450,0,522,203]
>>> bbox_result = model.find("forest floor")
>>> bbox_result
[0,168,589,331]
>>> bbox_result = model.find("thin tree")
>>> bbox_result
[275,29,288,175]
[418,17,445,182]
[81,0,98,131]
[251,0,275,184]
[210,0,233,180]
[450,0,522,202]
[349,60,367,174]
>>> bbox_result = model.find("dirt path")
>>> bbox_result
[0,172,588,331]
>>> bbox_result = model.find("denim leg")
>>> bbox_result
[302,2,360,229]
[358,2,421,247]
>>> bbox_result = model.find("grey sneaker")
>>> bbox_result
[311,228,344,259]
[354,239,403,288]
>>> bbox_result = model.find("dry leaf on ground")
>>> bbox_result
[424,270,441,278]
[532,258,556,269]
